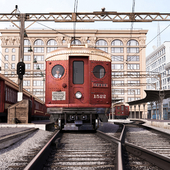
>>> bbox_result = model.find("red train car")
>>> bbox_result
[45,44,111,130]
[113,103,129,119]
[0,73,49,122]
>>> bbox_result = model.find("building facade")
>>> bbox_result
[146,42,170,119]
[0,29,147,115]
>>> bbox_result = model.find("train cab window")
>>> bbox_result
[52,65,65,78]
[73,61,84,84]
[93,65,106,79]
[117,107,120,110]
[125,107,128,110]
[121,105,124,111]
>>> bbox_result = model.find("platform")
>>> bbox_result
[0,120,54,131]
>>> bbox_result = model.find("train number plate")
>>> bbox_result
[52,91,66,100]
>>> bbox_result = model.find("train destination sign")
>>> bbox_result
[52,91,66,100]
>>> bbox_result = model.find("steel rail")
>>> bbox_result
[124,142,170,170]
[24,130,60,170]
[0,128,38,150]
[96,130,123,170]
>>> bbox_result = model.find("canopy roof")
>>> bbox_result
[128,90,170,105]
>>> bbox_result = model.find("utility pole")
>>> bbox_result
[18,13,25,101]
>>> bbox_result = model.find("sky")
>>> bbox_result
[0,0,170,58]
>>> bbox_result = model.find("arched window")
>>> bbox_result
[96,39,107,46]
[111,39,123,46]
[127,39,139,46]
[71,39,81,45]
[24,39,31,46]
[34,39,44,46]
[47,39,57,46]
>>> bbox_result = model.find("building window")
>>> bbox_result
[112,80,124,85]
[71,39,81,45]
[23,80,30,86]
[96,47,108,52]
[25,89,30,92]
[47,47,57,53]
[112,56,124,61]
[11,72,15,77]
[34,55,44,61]
[128,89,140,95]
[5,55,8,61]
[127,72,140,77]
[34,39,44,45]
[96,39,107,46]
[5,48,9,53]
[25,64,31,70]
[34,64,44,70]
[112,64,124,70]
[34,47,44,53]
[127,47,139,53]
[11,63,15,69]
[128,80,140,85]
[127,55,139,61]
[12,48,15,53]
[111,47,124,53]
[112,72,124,76]
[24,47,31,53]
[4,71,8,77]
[24,55,31,61]
[127,39,139,46]
[33,80,43,86]
[127,64,140,70]
[4,63,8,69]
[111,39,123,46]
[47,39,57,45]
[33,88,43,95]
[24,39,31,46]
[112,89,124,95]
[12,55,15,61]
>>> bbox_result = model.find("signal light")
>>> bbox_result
[17,62,25,80]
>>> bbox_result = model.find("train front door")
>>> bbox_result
[69,56,89,105]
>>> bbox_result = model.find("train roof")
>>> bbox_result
[45,44,111,62]
[0,73,45,104]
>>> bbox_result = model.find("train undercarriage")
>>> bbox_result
[48,108,108,130]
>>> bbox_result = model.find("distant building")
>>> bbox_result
[146,42,170,119]
[0,29,147,117]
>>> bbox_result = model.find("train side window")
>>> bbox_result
[73,61,84,84]
[52,65,65,78]
[93,65,106,79]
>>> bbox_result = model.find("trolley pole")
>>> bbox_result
[18,13,25,101]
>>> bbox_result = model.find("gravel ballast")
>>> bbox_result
[0,127,31,138]
[0,129,53,169]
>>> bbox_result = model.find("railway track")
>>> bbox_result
[8,121,168,170]
[125,123,170,158]
[25,131,120,170]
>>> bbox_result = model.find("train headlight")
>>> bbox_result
[75,91,82,99]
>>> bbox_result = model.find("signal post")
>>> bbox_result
[17,14,25,101]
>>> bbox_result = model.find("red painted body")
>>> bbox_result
[114,105,129,119]
[0,74,49,122]
[0,79,5,113]
[45,57,111,108]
